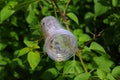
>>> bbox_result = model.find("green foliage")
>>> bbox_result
[63,60,84,78]
[27,51,40,70]
[90,42,108,57]
[67,12,79,25]
[40,68,58,80]
[94,0,110,17]
[18,47,30,57]
[96,68,106,79]
[0,1,18,23]
[0,0,120,80]
[74,72,90,80]
[112,66,120,77]
[93,56,114,73]
[73,29,91,46]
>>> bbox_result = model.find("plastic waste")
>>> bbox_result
[41,16,77,61]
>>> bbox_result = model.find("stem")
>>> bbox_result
[76,49,88,73]
[73,54,76,61]
[51,0,71,31]
[64,0,71,14]
[63,17,71,31]
[62,0,71,31]
[50,0,58,17]
[14,0,40,11]
[38,0,42,9]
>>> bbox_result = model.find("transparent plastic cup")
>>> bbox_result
[41,16,77,61]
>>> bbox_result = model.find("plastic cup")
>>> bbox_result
[41,16,77,61]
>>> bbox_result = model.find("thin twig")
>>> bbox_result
[64,0,71,14]
[76,49,88,73]
[62,0,71,31]
[83,29,104,47]
[50,0,58,17]
[52,0,71,31]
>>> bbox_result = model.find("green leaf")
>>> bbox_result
[41,68,58,80]
[11,16,18,26]
[26,10,36,24]
[112,66,120,78]
[73,29,91,46]
[78,34,91,46]
[12,58,25,68]
[90,42,107,56]
[14,0,38,11]
[0,56,8,65]
[24,38,33,47]
[84,12,94,19]
[67,12,79,25]
[41,7,51,16]
[73,29,83,38]
[93,56,114,73]
[27,51,40,70]
[10,31,19,40]
[0,55,10,65]
[79,34,91,42]
[63,60,84,77]
[24,39,40,49]
[26,3,38,24]
[81,46,96,61]
[0,1,18,23]
[0,60,7,65]
[103,13,120,26]
[0,43,7,51]
[56,76,66,80]
[112,0,118,7]
[74,73,90,80]
[55,62,65,71]
[106,73,116,80]
[94,0,109,16]
[97,68,106,79]
[18,47,30,57]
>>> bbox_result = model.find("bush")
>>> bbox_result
[0,0,120,80]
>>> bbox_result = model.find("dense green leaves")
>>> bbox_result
[0,1,17,23]
[17,39,40,57]
[93,56,114,73]
[63,60,83,76]
[106,73,116,80]
[96,68,106,79]
[0,0,120,80]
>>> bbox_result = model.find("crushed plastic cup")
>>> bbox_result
[41,16,77,61]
